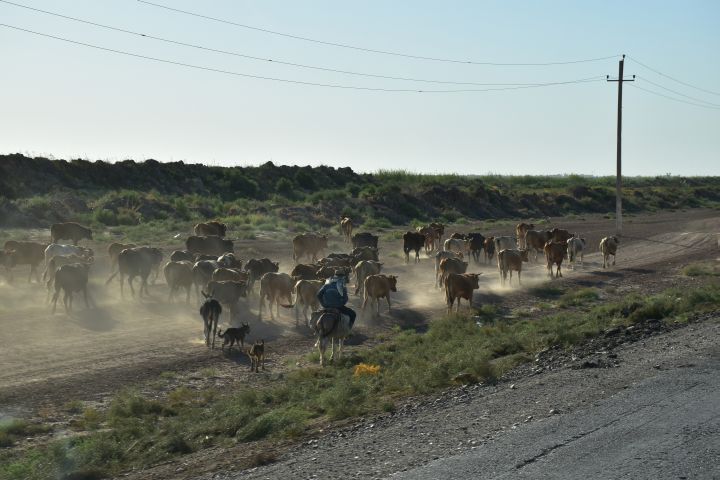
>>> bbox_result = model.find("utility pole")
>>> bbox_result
[607,54,634,235]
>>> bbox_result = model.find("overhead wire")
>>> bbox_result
[629,83,720,110]
[0,23,607,93]
[0,0,608,87]
[137,0,619,67]
[636,75,720,108]
[627,55,720,97]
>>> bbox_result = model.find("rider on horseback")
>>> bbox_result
[316,270,356,327]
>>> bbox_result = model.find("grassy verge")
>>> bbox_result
[2,283,719,479]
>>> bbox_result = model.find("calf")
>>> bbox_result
[544,241,568,278]
[599,236,619,268]
[444,273,481,314]
[497,249,530,286]
[362,274,398,316]
[51,263,92,314]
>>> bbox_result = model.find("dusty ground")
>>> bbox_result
[0,208,718,478]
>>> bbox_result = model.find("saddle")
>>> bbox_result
[312,308,347,337]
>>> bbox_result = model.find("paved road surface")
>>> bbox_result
[395,355,720,480]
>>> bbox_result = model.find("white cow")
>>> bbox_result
[567,237,586,269]
[599,236,619,268]
[493,236,517,253]
[443,238,469,255]
[44,243,93,266]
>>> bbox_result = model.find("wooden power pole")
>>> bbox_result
[607,55,634,235]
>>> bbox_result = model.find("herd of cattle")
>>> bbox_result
[0,218,620,364]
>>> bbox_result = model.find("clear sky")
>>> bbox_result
[1,0,718,175]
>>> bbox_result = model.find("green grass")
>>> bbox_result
[558,288,601,308]
[683,263,720,277]
[3,283,720,480]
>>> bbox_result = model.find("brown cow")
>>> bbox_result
[106,246,162,297]
[444,273,481,314]
[497,249,529,286]
[354,260,382,295]
[107,242,136,279]
[0,250,16,282]
[163,260,193,302]
[44,253,92,298]
[551,228,574,243]
[51,263,92,314]
[515,223,535,249]
[194,221,227,237]
[417,226,438,253]
[483,237,495,263]
[544,241,568,278]
[599,236,619,268]
[205,280,249,322]
[290,263,320,281]
[292,234,328,263]
[245,258,280,292]
[437,254,466,288]
[211,267,248,283]
[430,222,446,245]
[258,272,294,320]
[362,274,398,316]
[340,217,353,243]
[292,279,324,326]
[186,235,234,256]
[3,240,46,283]
[524,230,553,261]
[351,232,379,249]
[50,222,92,245]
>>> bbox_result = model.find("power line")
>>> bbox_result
[636,75,720,108]
[627,55,720,97]
[0,0,599,87]
[0,23,606,93]
[629,83,720,110]
[138,0,619,67]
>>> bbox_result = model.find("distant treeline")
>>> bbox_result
[1,153,719,230]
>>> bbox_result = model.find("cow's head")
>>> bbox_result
[519,249,530,262]
[467,273,481,289]
[387,275,398,292]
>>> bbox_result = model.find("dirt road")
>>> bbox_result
[0,209,717,424]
